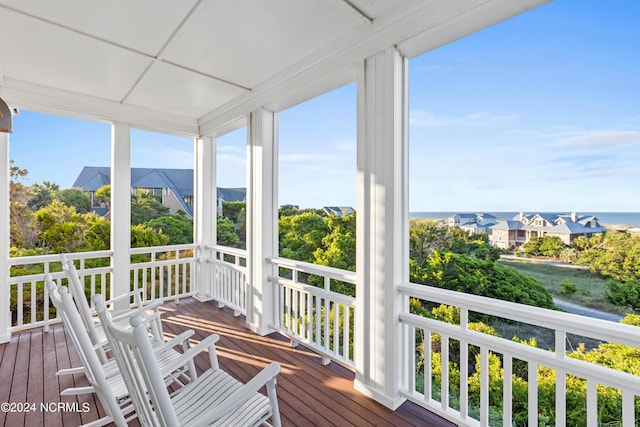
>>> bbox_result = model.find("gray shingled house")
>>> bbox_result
[489,212,607,248]
[73,166,245,218]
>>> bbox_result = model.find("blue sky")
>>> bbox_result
[9,1,640,212]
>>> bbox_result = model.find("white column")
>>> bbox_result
[246,109,278,335]
[0,132,10,342]
[354,47,409,410]
[193,136,216,301]
[111,123,131,312]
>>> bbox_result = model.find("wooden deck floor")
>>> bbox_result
[0,298,453,427]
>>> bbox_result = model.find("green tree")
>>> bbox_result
[131,223,168,248]
[9,161,39,249]
[278,204,326,218]
[410,250,554,309]
[522,236,542,256]
[28,181,59,210]
[279,211,329,262]
[538,236,566,258]
[34,200,85,253]
[146,214,193,245]
[221,201,246,245]
[94,184,110,207]
[577,231,640,283]
[314,213,356,271]
[409,219,450,267]
[131,191,169,225]
[84,214,110,251]
[409,220,500,265]
[57,188,91,213]
[217,216,239,246]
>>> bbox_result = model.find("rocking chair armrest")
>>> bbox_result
[191,362,281,426]
[108,292,163,316]
[152,329,194,352]
[156,333,220,375]
[110,299,162,322]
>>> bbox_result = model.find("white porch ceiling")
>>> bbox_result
[0,0,549,136]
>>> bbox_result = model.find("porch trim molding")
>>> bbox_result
[246,108,278,336]
[0,132,10,343]
[110,123,132,312]
[354,46,409,410]
[193,136,216,301]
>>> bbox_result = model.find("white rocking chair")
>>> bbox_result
[61,256,164,362]
[45,275,199,427]
[95,295,283,427]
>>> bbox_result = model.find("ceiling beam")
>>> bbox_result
[0,77,199,137]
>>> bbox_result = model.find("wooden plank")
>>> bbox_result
[42,326,64,427]
[0,298,454,427]
[25,329,44,427]
[0,332,18,427]
[5,332,30,427]
[53,326,82,427]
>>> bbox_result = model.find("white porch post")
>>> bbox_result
[0,132,10,342]
[111,123,131,312]
[246,108,278,335]
[354,47,409,409]
[193,136,216,300]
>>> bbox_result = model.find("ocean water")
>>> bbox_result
[410,212,640,227]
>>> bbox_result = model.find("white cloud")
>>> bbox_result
[409,110,518,128]
[553,130,640,150]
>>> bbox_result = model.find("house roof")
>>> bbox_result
[494,212,607,235]
[492,220,524,230]
[323,206,355,217]
[73,166,246,217]
[0,1,547,136]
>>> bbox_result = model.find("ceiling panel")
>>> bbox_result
[125,61,248,119]
[0,0,198,55]
[162,0,366,89]
[0,7,152,101]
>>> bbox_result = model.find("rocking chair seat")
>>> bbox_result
[170,365,276,426]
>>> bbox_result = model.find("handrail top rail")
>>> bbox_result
[398,282,640,349]
[268,275,356,305]
[205,244,248,258]
[268,256,356,284]
[130,243,195,255]
[9,250,113,265]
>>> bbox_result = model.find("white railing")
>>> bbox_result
[8,250,112,333]
[129,244,196,302]
[8,245,196,333]
[205,245,248,315]
[398,282,640,427]
[268,257,356,368]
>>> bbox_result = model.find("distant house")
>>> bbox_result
[489,212,607,248]
[446,213,497,235]
[323,206,355,217]
[73,166,246,219]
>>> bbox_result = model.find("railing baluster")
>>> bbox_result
[586,380,597,427]
[480,347,489,427]
[441,335,449,410]
[17,282,24,328]
[503,352,513,427]
[622,388,634,427]
[460,339,468,420]
[425,330,432,402]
